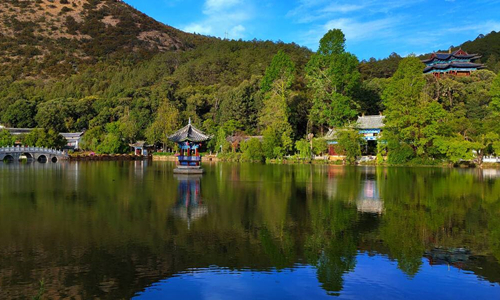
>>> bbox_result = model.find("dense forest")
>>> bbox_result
[1,0,500,165]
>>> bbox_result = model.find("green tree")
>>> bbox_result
[35,99,71,132]
[2,99,37,128]
[261,50,296,93]
[260,51,295,159]
[490,72,500,117]
[306,29,360,131]
[383,57,448,162]
[22,129,67,148]
[336,129,363,164]
[97,122,128,154]
[295,139,311,159]
[434,135,477,164]
[80,126,105,151]
[240,138,264,162]
[0,129,15,147]
[312,138,328,156]
[145,100,180,148]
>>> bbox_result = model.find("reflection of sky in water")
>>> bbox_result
[135,253,499,300]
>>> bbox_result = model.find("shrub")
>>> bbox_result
[241,138,264,162]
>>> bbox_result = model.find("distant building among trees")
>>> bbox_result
[422,49,484,77]
[324,115,385,156]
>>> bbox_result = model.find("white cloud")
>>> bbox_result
[320,4,365,13]
[181,0,251,39]
[204,0,241,13]
[183,23,213,35]
[229,25,246,38]
[323,17,397,41]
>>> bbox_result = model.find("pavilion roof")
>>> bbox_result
[356,115,385,129]
[422,49,480,63]
[423,61,485,73]
[168,120,212,143]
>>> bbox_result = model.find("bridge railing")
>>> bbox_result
[0,146,67,156]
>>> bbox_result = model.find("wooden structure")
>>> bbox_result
[422,49,484,77]
[168,119,211,174]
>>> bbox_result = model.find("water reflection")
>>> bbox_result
[172,175,208,229]
[0,163,499,299]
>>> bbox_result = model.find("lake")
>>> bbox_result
[0,161,500,299]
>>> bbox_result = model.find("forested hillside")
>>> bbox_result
[0,0,203,78]
[1,0,500,165]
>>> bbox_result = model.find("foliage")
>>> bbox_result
[261,50,295,93]
[295,139,311,159]
[336,129,363,164]
[383,57,450,162]
[306,29,360,130]
[0,129,15,147]
[145,100,179,147]
[312,138,328,156]
[262,125,293,159]
[1,99,37,128]
[96,122,128,154]
[434,136,477,164]
[22,128,67,149]
[240,138,264,162]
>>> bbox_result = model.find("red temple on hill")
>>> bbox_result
[422,49,484,77]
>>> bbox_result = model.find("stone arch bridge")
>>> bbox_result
[0,146,68,163]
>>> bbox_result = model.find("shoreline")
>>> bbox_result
[151,155,500,169]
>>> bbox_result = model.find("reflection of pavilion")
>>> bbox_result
[171,175,208,229]
[356,179,384,214]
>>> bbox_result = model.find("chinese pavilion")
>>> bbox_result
[168,119,211,174]
[324,115,385,156]
[422,49,484,77]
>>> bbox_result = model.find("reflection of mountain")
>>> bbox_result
[171,175,208,229]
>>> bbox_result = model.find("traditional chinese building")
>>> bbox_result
[168,119,211,174]
[129,141,153,156]
[324,115,385,156]
[422,49,484,77]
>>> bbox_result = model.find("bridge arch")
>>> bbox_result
[20,153,33,161]
[3,155,14,162]
[51,157,58,163]
[37,155,48,163]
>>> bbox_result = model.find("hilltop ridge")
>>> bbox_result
[0,0,205,78]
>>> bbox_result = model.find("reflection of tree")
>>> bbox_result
[259,226,296,270]
[1,163,500,297]
[305,199,358,295]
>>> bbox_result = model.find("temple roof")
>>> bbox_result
[356,115,385,129]
[422,49,480,63]
[168,120,212,143]
[423,61,485,73]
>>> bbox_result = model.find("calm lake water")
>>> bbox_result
[1,161,500,299]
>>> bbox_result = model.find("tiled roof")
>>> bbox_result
[356,115,385,129]
[168,122,211,143]
[324,128,338,140]
[423,61,484,73]
[421,49,480,63]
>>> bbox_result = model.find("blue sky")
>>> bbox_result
[124,0,500,60]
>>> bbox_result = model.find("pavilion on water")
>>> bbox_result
[168,119,211,174]
[422,49,484,77]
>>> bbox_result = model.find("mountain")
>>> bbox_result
[0,0,205,78]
